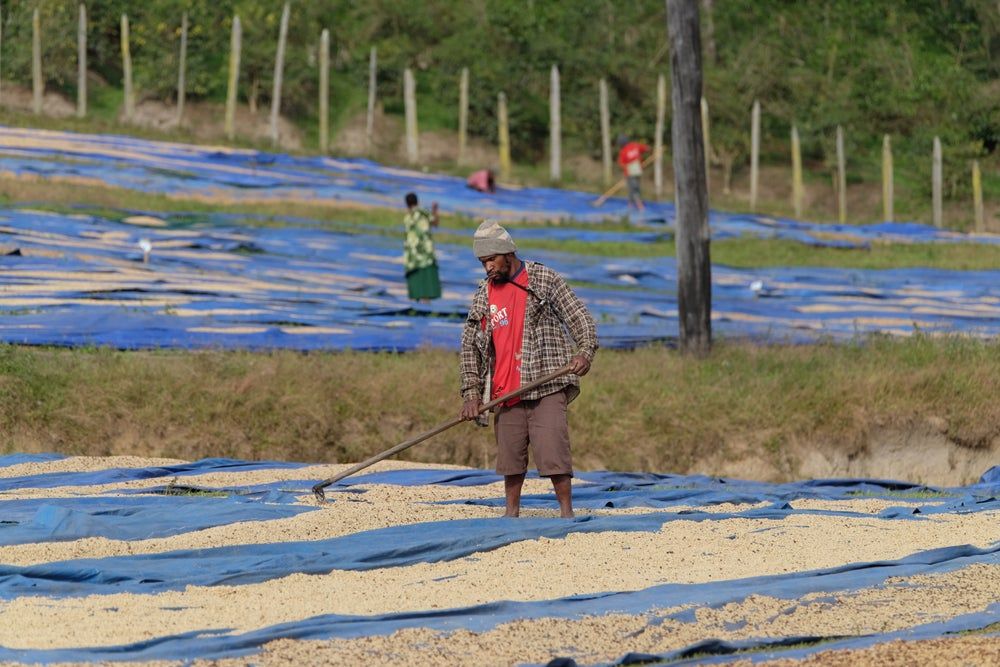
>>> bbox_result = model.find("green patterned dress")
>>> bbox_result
[403,208,442,300]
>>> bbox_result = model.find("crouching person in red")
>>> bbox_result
[459,220,598,518]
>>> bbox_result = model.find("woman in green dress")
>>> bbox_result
[402,192,442,301]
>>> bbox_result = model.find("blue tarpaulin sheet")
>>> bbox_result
[1,127,998,248]
[0,456,997,664]
[0,541,995,664]
[0,495,313,546]
[4,207,1000,350]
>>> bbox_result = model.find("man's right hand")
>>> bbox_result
[460,398,483,421]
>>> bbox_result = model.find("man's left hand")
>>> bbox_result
[568,354,591,376]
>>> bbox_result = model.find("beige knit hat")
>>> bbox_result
[472,219,517,258]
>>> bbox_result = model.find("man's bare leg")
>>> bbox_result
[550,474,574,518]
[504,473,526,518]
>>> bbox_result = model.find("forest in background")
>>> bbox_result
[0,1,997,204]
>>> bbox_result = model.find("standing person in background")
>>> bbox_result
[617,135,651,212]
[402,192,442,302]
[459,220,598,519]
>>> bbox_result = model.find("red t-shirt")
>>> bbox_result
[486,264,528,407]
[617,141,650,175]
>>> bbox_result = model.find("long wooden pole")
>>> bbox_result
[972,160,984,233]
[319,28,329,152]
[791,124,803,218]
[32,8,42,115]
[176,12,188,125]
[458,67,469,165]
[224,16,242,140]
[550,64,561,182]
[403,67,418,163]
[77,4,87,118]
[366,47,376,154]
[836,125,847,224]
[120,14,133,121]
[311,364,574,500]
[701,96,711,193]
[269,2,290,146]
[932,136,943,228]
[750,99,760,212]
[0,3,4,105]
[599,78,612,186]
[882,134,894,222]
[654,73,666,198]
[498,91,511,181]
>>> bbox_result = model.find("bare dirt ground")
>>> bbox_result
[0,456,996,666]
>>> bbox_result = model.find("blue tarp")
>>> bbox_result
[0,541,995,664]
[1,127,998,248]
[0,457,308,493]
[0,495,313,546]
[4,207,1000,351]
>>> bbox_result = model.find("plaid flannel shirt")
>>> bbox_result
[460,261,598,408]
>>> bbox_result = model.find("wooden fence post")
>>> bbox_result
[77,4,87,118]
[750,99,760,212]
[319,28,329,152]
[458,67,468,165]
[366,47,376,154]
[654,73,666,198]
[498,91,511,182]
[932,136,943,228]
[973,160,984,232]
[599,78,612,186]
[120,14,133,121]
[0,2,4,104]
[791,124,803,218]
[224,16,241,140]
[836,125,846,223]
[403,67,418,163]
[32,8,42,114]
[269,1,290,146]
[700,96,711,193]
[882,134,893,222]
[550,64,561,182]
[176,12,188,125]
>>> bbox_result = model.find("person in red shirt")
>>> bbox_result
[459,220,598,519]
[617,134,651,212]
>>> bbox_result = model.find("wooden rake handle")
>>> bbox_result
[311,364,574,501]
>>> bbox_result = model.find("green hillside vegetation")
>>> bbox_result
[1,1,996,227]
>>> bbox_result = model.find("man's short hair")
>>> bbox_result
[405,192,418,207]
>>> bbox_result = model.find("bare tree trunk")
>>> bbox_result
[269,2,290,147]
[318,28,329,152]
[224,16,242,140]
[176,12,188,125]
[667,0,711,356]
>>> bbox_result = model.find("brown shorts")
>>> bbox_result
[494,388,573,477]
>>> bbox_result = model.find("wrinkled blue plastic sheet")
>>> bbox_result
[0,452,65,468]
[0,542,995,664]
[613,603,1000,666]
[4,208,1000,350]
[2,481,995,601]
[0,457,308,493]
[333,468,1000,515]
[2,126,999,249]
[0,495,313,546]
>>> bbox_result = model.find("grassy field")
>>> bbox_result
[2,337,997,478]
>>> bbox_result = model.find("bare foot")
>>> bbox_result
[560,510,575,519]
[503,511,519,518]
